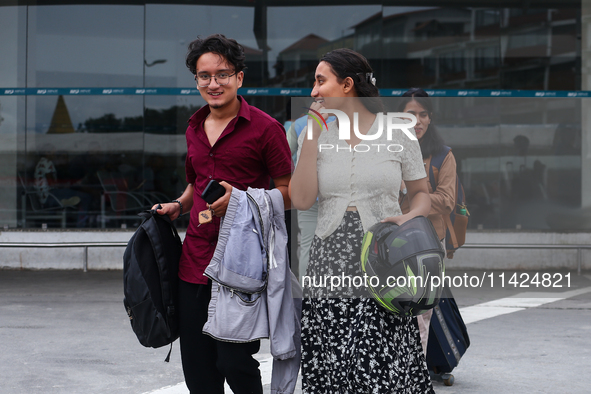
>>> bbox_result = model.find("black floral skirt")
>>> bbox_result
[301,212,435,394]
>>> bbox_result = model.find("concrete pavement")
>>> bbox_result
[1,269,590,393]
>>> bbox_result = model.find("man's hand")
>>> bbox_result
[209,181,233,217]
[152,202,181,221]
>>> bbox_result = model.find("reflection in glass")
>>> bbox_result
[27,5,144,88]
[24,96,146,228]
[434,97,582,230]
[0,6,26,228]
[145,4,259,88]
[2,1,585,231]
[268,5,381,86]
[374,6,580,90]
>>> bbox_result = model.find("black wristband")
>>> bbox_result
[172,199,183,216]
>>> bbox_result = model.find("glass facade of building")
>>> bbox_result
[0,1,589,231]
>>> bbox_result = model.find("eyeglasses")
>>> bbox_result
[194,72,237,87]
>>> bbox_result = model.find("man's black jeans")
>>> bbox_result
[178,279,263,394]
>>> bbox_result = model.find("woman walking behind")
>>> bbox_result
[290,49,435,393]
[398,88,458,355]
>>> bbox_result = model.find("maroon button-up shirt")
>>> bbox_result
[179,96,292,284]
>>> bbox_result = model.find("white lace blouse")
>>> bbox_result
[297,115,426,240]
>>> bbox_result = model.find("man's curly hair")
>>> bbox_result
[185,34,246,75]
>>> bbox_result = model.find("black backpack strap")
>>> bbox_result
[428,145,451,192]
[164,343,173,363]
[158,210,182,244]
[141,207,182,243]
[140,212,176,337]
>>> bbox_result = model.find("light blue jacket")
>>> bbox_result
[203,187,301,394]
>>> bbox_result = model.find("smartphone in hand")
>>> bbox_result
[201,180,226,204]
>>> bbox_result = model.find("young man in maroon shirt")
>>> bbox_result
[154,34,292,394]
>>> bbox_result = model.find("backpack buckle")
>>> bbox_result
[167,305,175,316]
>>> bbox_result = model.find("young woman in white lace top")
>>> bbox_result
[290,48,435,393]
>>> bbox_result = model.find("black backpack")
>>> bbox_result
[123,209,182,361]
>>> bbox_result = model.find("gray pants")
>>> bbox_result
[297,201,318,281]
[416,238,446,355]
[417,309,433,355]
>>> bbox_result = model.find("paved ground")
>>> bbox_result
[0,268,590,393]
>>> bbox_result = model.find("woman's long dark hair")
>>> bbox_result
[320,48,384,113]
[397,88,445,159]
